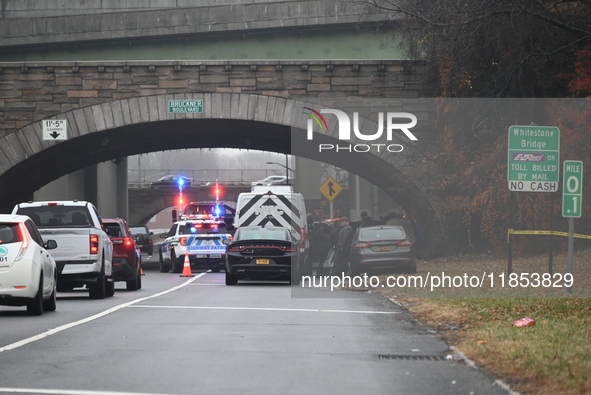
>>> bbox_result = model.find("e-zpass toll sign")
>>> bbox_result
[508,125,560,192]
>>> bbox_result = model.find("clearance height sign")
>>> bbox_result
[508,125,560,192]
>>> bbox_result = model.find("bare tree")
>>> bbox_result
[353,0,591,97]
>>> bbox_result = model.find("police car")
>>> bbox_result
[159,215,231,273]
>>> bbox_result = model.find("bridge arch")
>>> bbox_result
[0,93,444,257]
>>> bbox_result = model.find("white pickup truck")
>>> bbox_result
[12,200,114,299]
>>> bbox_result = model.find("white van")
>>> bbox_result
[234,189,308,254]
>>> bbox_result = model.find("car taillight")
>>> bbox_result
[354,242,371,249]
[228,246,243,252]
[15,223,29,261]
[397,240,413,247]
[123,238,134,248]
[180,237,187,246]
[282,246,295,252]
[90,234,99,254]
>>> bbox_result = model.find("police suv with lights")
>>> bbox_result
[159,214,231,273]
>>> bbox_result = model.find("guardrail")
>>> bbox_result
[128,168,287,187]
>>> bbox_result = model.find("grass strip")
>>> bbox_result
[372,248,591,394]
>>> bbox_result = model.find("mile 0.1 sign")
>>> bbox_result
[508,125,560,192]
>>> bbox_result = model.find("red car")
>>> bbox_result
[103,218,142,291]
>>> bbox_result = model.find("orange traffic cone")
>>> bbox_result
[140,264,145,276]
[180,252,194,277]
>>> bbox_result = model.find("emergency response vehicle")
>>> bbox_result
[159,214,231,273]
[234,187,309,276]
[174,201,236,231]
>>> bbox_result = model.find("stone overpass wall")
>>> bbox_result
[1,0,302,18]
[0,1,394,48]
[0,60,429,143]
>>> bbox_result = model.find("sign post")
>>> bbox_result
[319,177,343,220]
[507,125,560,192]
[507,125,560,274]
[562,160,583,293]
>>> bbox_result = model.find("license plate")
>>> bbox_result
[196,254,207,258]
[378,246,391,252]
[256,259,270,265]
[210,254,221,258]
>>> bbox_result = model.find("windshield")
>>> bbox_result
[183,203,234,217]
[236,228,290,241]
[129,226,149,235]
[16,206,91,227]
[179,223,228,235]
[359,227,406,241]
[0,223,22,244]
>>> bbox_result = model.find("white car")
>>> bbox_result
[251,175,287,186]
[0,214,58,315]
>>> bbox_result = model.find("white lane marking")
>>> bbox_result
[0,274,205,354]
[130,305,399,314]
[0,388,175,395]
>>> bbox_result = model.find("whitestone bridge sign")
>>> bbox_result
[508,125,560,192]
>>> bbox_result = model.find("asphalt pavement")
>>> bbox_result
[0,253,511,395]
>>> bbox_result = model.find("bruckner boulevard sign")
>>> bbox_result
[508,125,560,192]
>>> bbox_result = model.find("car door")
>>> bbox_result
[161,223,179,260]
[25,220,55,296]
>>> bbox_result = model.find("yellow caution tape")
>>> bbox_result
[508,229,591,243]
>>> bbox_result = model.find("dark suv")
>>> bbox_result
[104,218,142,291]
[129,225,153,255]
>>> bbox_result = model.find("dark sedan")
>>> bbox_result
[224,226,299,285]
[348,225,416,275]
[148,175,192,188]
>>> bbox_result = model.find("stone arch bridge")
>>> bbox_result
[0,60,445,256]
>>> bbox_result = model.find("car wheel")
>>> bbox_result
[211,267,221,273]
[89,271,106,299]
[27,276,44,316]
[106,276,115,297]
[126,271,139,291]
[171,251,183,274]
[290,274,301,286]
[43,281,57,312]
[159,249,170,273]
[225,272,238,285]
[408,261,417,274]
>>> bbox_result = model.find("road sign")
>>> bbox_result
[168,99,203,113]
[319,176,343,202]
[507,125,560,192]
[562,160,583,218]
[42,119,67,141]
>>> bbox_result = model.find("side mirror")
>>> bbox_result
[160,233,168,239]
[45,239,58,250]
[222,239,231,245]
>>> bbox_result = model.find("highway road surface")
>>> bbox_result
[0,254,511,395]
